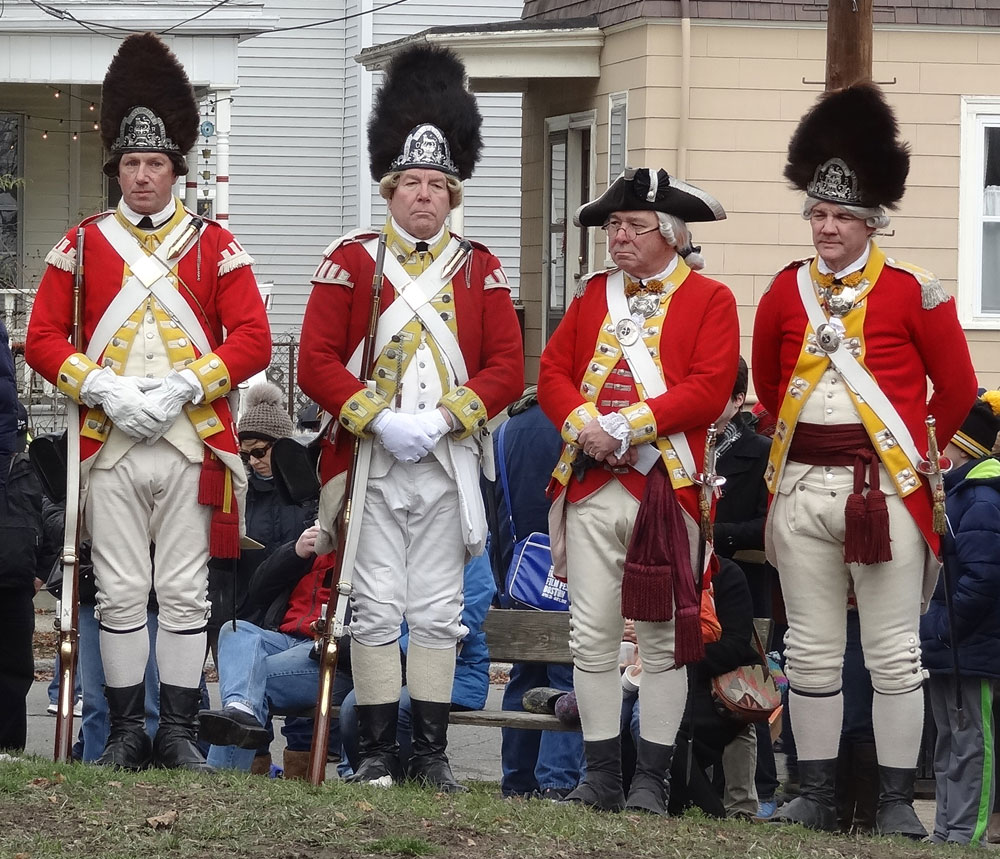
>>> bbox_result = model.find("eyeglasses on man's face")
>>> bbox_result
[240,442,273,462]
[602,219,660,241]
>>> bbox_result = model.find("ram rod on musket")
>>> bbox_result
[53,226,86,762]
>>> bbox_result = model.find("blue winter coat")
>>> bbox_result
[920,456,1000,679]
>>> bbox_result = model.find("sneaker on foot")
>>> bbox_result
[46,702,58,716]
[756,799,777,820]
[74,698,83,717]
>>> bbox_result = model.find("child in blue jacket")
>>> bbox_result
[921,392,1000,845]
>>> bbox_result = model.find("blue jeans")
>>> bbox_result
[205,620,320,770]
[339,687,414,774]
[77,606,160,762]
[500,662,583,795]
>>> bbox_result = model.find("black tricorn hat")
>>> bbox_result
[368,45,482,182]
[574,167,726,227]
[100,33,199,177]
[785,82,910,210]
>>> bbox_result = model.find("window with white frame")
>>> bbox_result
[958,98,1000,327]
[608,92,627,183]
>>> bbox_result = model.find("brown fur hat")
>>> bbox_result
[100,33,198,177]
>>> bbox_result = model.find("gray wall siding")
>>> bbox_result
[230,0,524,337]
[229,1,347,336]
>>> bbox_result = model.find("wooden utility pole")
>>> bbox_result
[826,0,873,90]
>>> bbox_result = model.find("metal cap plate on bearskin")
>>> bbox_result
[368,45,482,182]
[785,83,910,210]
[574,167,726,228]
[100,32,198,171]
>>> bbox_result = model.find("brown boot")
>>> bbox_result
[250,753,272,776]
[282,749,311,780]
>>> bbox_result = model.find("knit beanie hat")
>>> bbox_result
[238,382,294,442]
[952,391,1000,459]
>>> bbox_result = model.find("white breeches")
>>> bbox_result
[349,457,467,649]
[769,467,925,695]
[86,441,212,631]
[564,480,677,673]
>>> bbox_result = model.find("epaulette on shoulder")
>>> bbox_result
[574,267,616,299]
[81,210,113,227]
[761,258,810,297]
[884,257,951,310]
[319,228,379,260]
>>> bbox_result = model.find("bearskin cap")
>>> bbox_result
[785,82,910,210]
[100,33,199,177]
[368,45,482,182]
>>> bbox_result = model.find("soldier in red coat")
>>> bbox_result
[297,46,523,791]
[25,34,270,771]
[537,167,740,814]
[752,84,978,836]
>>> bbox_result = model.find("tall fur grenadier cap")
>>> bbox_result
[785,82,910,210]
[367,45,482,182]
[100,32,199,178]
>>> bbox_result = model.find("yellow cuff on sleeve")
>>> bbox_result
[440,385,488,440]
[559,403,599,445]
[188,353,231,404]
[339,388,389,437]
[57,353,101,402]
[620,402,658,446]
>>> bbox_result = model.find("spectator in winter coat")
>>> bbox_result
[921,392,1000,845]
[0,319,17,489]
[0,403,61,749]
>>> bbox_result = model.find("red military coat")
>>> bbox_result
[538,265,740,518]
[297,230,525,483]
[751,254,978,552]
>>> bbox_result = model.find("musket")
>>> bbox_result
[306,233,388,785]
[919,416,963,726]
[688,423,725,784]
[54,227,86,761]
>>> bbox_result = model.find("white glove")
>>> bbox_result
[143,369,203,444]
[413,409,452,446]
[79,367,167,441]
[371,410,438,462]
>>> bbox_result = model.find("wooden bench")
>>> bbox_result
[448,608,575,732]
[275,609,775,734]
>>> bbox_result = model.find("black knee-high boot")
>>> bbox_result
[97,683,152,770]
[347,701,403,786]
[563,737,626,812]
[875,766,927,839]
[153,684,214,772]
[407,699,466,793]
[625,738,674,815]
[772,758,839,831]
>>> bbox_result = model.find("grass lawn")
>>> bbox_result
[0,755,941,859]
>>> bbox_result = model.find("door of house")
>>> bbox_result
[544,114,594,342]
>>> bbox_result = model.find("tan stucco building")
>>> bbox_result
[364,1,1000,391]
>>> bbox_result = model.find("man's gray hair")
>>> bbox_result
[656,212,706,271]
[802,196,890,230]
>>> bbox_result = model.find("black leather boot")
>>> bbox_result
[347,701,403,786]
[406,699,467,793]
[875,766,927,839]
[851,742,879,833]
[96,683,152,771]
[625,738,674,815]
[563,737,626,812]
[772,758,838,831]
[153,684,215,772]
